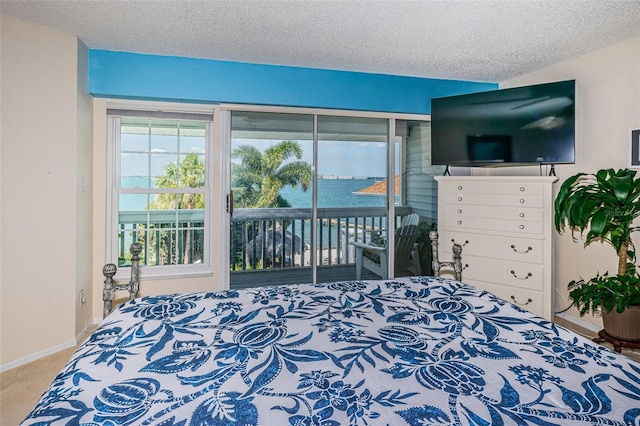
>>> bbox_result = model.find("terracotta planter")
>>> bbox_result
[602,305,640,342]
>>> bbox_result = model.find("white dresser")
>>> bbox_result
[435,176,557,320]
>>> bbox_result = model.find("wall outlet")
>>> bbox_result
[79,289,86,305]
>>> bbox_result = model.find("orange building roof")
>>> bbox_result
[353,175,400,196]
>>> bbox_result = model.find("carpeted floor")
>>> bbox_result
[0,346,77,425]
[1,319,639,425]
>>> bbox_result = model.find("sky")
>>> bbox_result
[233,139,399,178]
[120,133,399,179]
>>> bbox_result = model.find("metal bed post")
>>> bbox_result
[429,230,463,281]
[102,242,142,318]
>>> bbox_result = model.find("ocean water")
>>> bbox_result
[120,177,385,210]
[280,179,385,208]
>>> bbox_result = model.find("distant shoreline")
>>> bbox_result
[319,175,384,180]
[124,175,385,181]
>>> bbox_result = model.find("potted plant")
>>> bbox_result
[554,168,640,342]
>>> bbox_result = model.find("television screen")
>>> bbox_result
[431,80,575,166]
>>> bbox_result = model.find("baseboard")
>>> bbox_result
[0,339,76,373]
[555,313,601,335]
[1,319,98,374]
[75,320,97,344]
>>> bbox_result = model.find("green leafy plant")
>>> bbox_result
[415,221,437,275]
[568,272,640,315]
[555,168,640,314]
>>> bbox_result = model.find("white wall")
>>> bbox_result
[500,36,640,329]
[0,14,91,369]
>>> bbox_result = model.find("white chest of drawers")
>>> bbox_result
[435,176,557,320]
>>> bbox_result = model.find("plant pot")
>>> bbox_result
[602,305,640,342]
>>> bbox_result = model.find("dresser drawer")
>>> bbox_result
[456,256,544,291]
[439,231,544,264]
[442,215,543,234]
[440,182,544,196]
[443,192,544,208]
[465,279,545,318]
[441,203,544,222]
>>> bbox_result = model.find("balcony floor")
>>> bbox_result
[230,264,382,289]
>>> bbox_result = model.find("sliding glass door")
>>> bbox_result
[229,111,314,288]
[315,116,391,283]
[227,110,401,288]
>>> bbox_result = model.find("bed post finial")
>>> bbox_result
[102,263,118,318]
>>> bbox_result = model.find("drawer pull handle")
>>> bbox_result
[463,263,469,270]
[519,212,525,218]
[519,187,525,192]
[457,220,462,225]
[451,239,469,247]
[510,245,533,254]
[519,199,525,204]
[458,186,463,190]
[457,209,462,214]
[458,197,463,202]
[519,225,525,230]
[511,295,533,306]
[510,270,533,280]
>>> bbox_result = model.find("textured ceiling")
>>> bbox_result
[2,0,640,82]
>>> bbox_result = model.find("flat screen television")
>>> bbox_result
[431,80,575,166]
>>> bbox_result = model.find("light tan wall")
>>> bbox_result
[0,14,88,367]
[500,36,640,329]
[75,41,93,340]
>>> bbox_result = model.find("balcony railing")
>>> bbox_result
[118,205,411,282]
[118,210,205,266]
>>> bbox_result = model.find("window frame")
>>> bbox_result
[107,108,214,280]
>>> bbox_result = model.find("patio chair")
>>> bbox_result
[352,216,421,280]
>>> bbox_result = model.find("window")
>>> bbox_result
[108,110,213,277]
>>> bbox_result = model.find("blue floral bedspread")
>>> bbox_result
[22,277,640,425]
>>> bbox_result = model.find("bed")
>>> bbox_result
[22,273,640,425]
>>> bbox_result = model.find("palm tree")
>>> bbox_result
[231,140,312,268]
[153,153,205,210]
[151,153,206,264]
[231,140,312,208]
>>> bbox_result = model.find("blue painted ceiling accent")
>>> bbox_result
[89,50,497,115]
